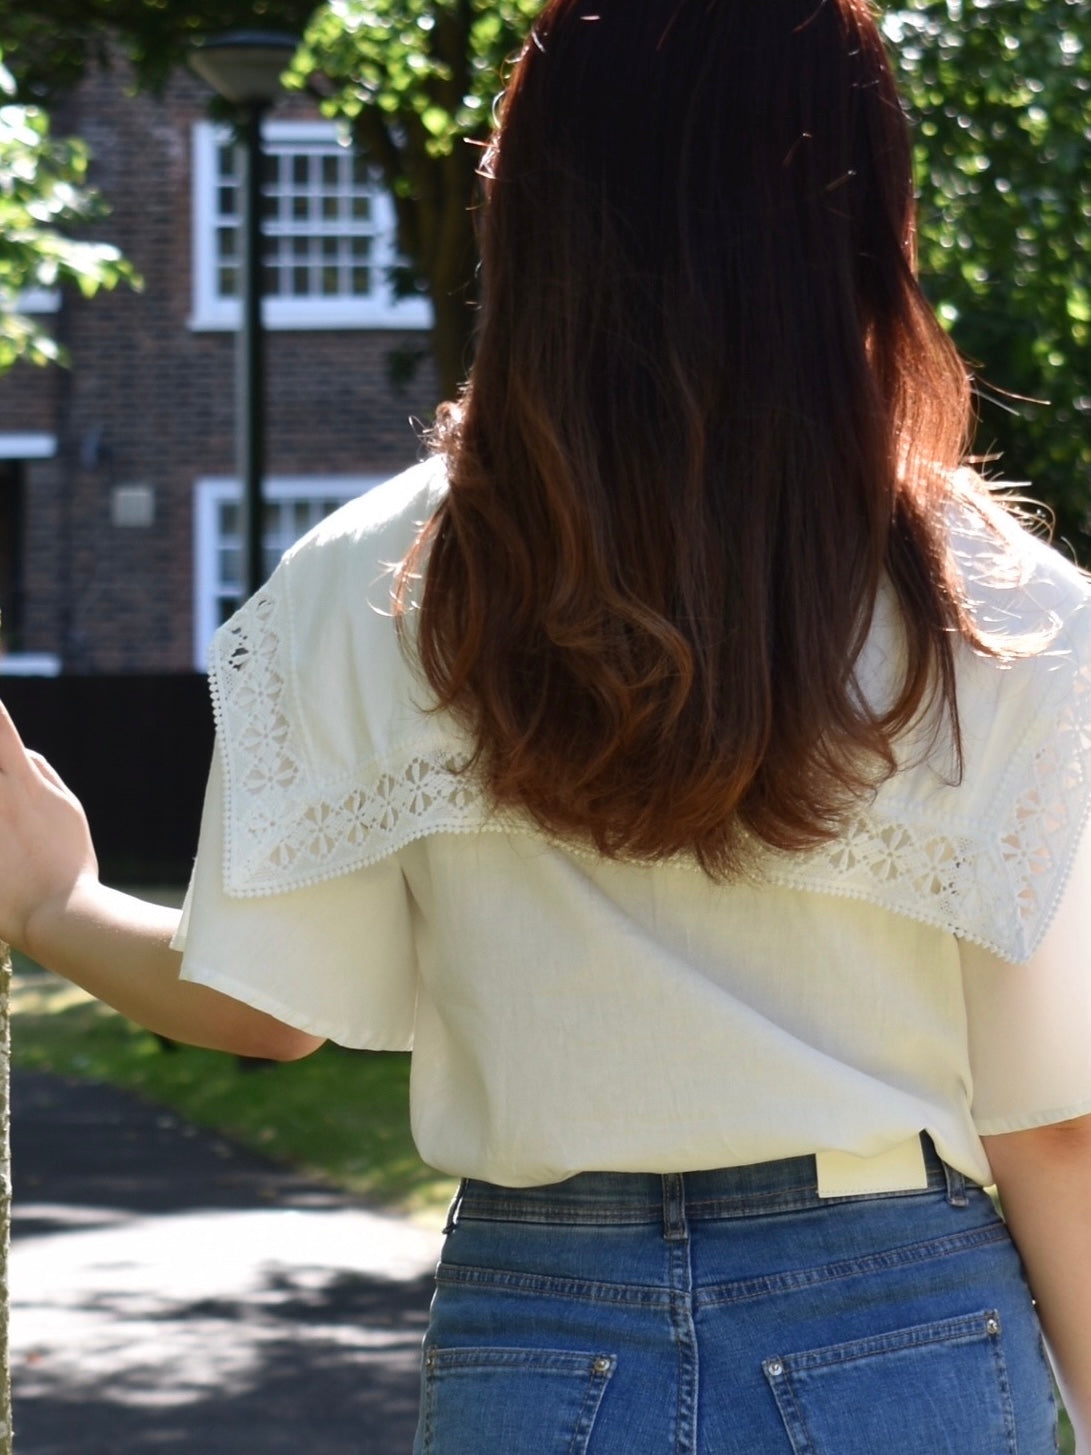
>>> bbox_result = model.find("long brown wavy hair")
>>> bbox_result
[400,0,987,876]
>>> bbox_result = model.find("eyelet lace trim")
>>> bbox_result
[763,629,1091,959]
[208,590,498,897]
[209,583,1091,965]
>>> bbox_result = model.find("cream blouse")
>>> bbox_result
[174,460,1091,1190]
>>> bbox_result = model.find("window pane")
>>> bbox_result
[202,486,362,669]
[217,594,240,627]
[205,130,393,310]
[218,547,241,587]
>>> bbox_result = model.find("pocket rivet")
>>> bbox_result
[765,1359,784,1378]
[591,1357,612,1375]
[985,1316,1000,1336]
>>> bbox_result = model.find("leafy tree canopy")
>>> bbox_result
[295,0,1091,532]
[0,0,317,100]
[290,1,540,395]
[0,0,1088,546]
[0,0,536,395]
[0,51,137,371]
[888,0,1091,552]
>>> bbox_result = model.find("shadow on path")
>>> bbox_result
[11,1070,441,1454]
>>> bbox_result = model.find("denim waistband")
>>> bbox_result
[452,1138,968,1230]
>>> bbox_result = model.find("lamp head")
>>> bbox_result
[190,31,298,108]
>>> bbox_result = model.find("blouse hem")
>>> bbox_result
[177,958,414,1054]
[973,1097,1091,1138]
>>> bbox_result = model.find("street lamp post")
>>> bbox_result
[190,31,297,601]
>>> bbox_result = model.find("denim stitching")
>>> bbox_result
[764,1311,1014,1455]
[420,1342,436,1455]
[771,1309,999,1368]
[434,1221,1012,1314]
[419,1346,617,1455]
[434,1261,673,1308]
[764,1356,813,1455]
[697,1221,1013,1308]
[989,1319,1020,1455]
[666,1234,698,1455]
[568,1354,616,1455]
[454,1163,952,1227]
[455,1201,665,1226]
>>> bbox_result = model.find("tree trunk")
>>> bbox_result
[0,946,11,1453]
[431,284,477,405]
[427,156,482,404]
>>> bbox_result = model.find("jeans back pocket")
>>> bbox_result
[763,1310,1017,1455]
[417,1345,616,1454]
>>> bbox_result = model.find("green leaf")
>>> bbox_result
[0,45,139,371]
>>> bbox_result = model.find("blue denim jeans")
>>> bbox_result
[414,1142,1057,1453]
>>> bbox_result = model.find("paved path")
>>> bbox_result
[10,1070,443,1453]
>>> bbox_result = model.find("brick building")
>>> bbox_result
[0,56,438,676]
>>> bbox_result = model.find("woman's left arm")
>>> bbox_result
[0,700,324,1061]
[984,1118,1091,1455]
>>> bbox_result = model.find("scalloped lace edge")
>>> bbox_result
[207,584,1091,966]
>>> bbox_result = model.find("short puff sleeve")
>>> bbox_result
[168,465,463,1049]
[174,740,418,1050]
[961,810,1091,1135]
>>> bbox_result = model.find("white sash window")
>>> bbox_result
[192,476,384,668]
[190,121,431,331]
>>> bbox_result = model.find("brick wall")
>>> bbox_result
[0,57,439,674]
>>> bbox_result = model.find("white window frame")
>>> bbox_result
[16,288,60,314]
[0,653,60,677]
[192,475,384,669]
[0,433,56,459]
[190,121,432,332]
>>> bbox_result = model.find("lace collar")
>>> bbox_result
[208,463,1091,965]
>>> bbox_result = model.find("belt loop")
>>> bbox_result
[943,1160,968,1208]
[661,1173,688,1242]
[443,1179,468,1235]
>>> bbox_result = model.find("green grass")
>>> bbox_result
[1061,1412,1075,1455]
[9,952,457,1223]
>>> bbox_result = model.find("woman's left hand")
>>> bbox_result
[0,698,99,956]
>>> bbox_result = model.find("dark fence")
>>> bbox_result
[0,674,214,884]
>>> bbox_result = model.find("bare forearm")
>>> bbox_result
[0,703,322,1062]
[984,1121,1091,1451]
[26,878,319,1060]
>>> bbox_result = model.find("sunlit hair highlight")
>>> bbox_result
[399,0,990,876]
